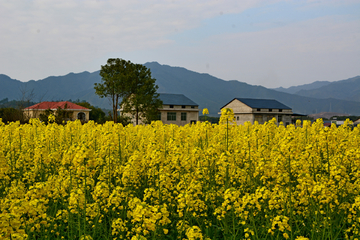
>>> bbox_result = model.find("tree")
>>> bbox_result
[121,63,162,125]
[95,58,162,124]
[94,58,133,123]
[39,105,73,125]
[75,101,106,123]
[0,107,26,123]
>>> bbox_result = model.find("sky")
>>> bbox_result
[1,0,359,88]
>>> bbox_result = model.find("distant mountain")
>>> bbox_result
[0,72,110,109]
[1,62,360,116]
[273,81,331,94]
[294,76,360,102]
[144,62,360,115]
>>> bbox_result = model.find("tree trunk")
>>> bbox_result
[114,95,119,123]
[112,94,116,123]
[135,107,139,125]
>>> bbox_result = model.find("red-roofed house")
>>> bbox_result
[24,101,91,121]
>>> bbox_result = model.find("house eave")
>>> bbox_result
[160,108,200,112]
[218,111,293,115]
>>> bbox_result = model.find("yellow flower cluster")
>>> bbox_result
[219,108,235,124]
[0,118,360,239]
[202,108,209,116]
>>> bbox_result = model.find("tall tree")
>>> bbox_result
[121,63,162,125]
[94,58,162,124]
[94,58,132,123]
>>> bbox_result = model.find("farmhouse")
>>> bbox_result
[24,101,91,122]
[157,93,199,126]
[121,93,200,126]
[220,98,293,125]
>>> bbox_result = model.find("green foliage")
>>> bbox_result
[199,115,219,124]
[75,101,107,124]
[0,98,8,105]
[39,106,73,125]
[118,115,132,126]
[0,98,36,109]
[0,98,30,123]
[95,58,162,124]
[39,109,54,124]
[0,107,26,123]
[95,58,133,123]
[121,63,162,124]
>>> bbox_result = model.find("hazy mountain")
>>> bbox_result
[0,74,23,99]
[144,62,360,115]
[0,72,110,109]
[294,76,360,102]
[1,62,360,116]
[273,81,331,94]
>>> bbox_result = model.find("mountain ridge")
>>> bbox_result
[1,62,360,116]
[294,76,360,102]
[273,81,331,94]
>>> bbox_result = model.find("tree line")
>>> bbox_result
[0,98,35,123]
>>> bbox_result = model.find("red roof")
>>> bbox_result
[24,101,90,111]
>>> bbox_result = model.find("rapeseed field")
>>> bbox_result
[1,112,360,240]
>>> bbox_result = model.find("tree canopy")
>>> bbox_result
[94,58,162,124]
[0,107,25,124]
[121,63,162,125]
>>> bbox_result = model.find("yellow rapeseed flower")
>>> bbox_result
[0,114,359,239]
[202,108,209,115]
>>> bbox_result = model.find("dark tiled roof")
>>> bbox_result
[222,98,291,110]
[158,93,198,106]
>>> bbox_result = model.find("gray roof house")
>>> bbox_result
[157,93,199,126]
[120,93,200,126]
[220,98,293,125]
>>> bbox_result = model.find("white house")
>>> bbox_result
[23,101,91,121]
[220,98,293,125]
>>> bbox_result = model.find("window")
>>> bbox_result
[279,109,282,112]
[182,105,186,109]
[157,112,161,120]
[237,116,239,121]
[278,115,282,122]
[257,108,261,111]
[181,112,187,121]
[169,105,174,108]
[267,115,274,121]
[269,109,272,112]
[255,115,263,123]
[191,106,195,109]
[167,112,176,121]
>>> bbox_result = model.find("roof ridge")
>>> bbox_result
[221,98,291,110]
[24,101,90,110]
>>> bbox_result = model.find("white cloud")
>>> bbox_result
[1,0,274,81]
[0,0,359,88]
